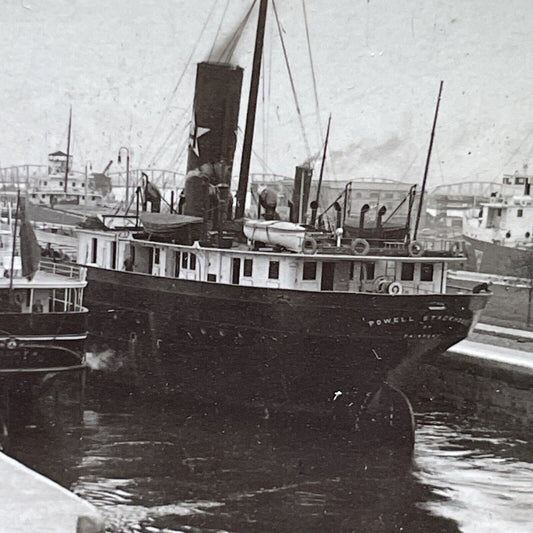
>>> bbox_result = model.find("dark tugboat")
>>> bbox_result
[76,0,490,449]
[0,196,88,447]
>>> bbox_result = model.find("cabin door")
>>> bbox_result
[321,262,335,291]
[232,258,241,285]
[148,248,154,274]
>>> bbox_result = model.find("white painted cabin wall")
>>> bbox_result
[77,231,449,295]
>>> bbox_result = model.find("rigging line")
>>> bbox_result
[208,0,230,61]
[236,126,277,176]
[225,6,256,63]
[251,146,277,176]
[301,0,323,145]
[272,0,313,164]
[167,129,191,172]
[140,0,218,167]
[168,136,189,172]
[149,125,182,167]
[216,0,257,63]
[171,146,188,174]
[149,107,191,166]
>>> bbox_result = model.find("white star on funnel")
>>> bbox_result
[189,112,210,157]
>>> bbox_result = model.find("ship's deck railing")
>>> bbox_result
[40,259,85,280]
[339,237,466,257]
[416,238,465,253]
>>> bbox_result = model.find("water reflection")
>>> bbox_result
[415,412,533,533]
[9,396,462,533]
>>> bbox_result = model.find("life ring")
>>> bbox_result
[520,197,530,207]
[6,338,18,350]
[351,238,370,256]
[373,276,389,293]
[450,242,462,257]
[14,292,24,305]
[302,236,318,254]
[408,240,424,257]
[388,281,403,295]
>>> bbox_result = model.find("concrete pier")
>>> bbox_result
[0,452,104,533]
[396,322,533,425]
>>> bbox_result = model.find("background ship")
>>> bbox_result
[462,173,533,278]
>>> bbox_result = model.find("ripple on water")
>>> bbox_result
[414,412,533,533]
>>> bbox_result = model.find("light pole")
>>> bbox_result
[84,161,92,206]
[118,147,130,211]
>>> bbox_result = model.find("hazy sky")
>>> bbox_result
[1,0,532,188]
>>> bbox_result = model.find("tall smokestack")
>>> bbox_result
[290,166,313,224]
[186,62,243,185]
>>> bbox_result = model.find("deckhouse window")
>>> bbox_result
[268,261,280,279]
[111,241,117,269]
[420,263,434,282]
[243,258,253,277]
[401,262,415,281]
[91,238,98,263]
[180,252,196,270]
[360,262,375,281]
[302,261,317,280]
[154,248,160,264]
[518,209,523,218]
[174,252,181,277]
[207,273,217,282]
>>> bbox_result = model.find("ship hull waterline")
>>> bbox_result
[85,266,487,420]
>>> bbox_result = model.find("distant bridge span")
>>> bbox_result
[0,165,293,191]
[429,181,503,198]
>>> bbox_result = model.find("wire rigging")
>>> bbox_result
[149,106,191,167]
[272,0,313,165]
[214,0,258,63]
[141,0,218,167]
[208,0,230,61]
[302,0,323,145]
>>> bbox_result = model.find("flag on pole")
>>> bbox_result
[19,197,40,280]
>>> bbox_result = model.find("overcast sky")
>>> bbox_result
[1,0,532,188]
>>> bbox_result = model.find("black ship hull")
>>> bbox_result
[0,310,88,370]
[85,267,487,410]
[0,309,88,444]
[463,235,532,278]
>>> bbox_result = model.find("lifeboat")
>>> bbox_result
[243,219,307,252]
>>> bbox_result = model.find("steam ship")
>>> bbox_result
[462,173,533,278]
[75,1,490,446]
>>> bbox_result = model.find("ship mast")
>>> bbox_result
[64,105,72,194]
[235,0,268,219]
[414,81,443,240]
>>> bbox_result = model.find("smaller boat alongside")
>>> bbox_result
[0,199,88,446]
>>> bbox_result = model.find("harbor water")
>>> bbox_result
[6,349,533,533]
